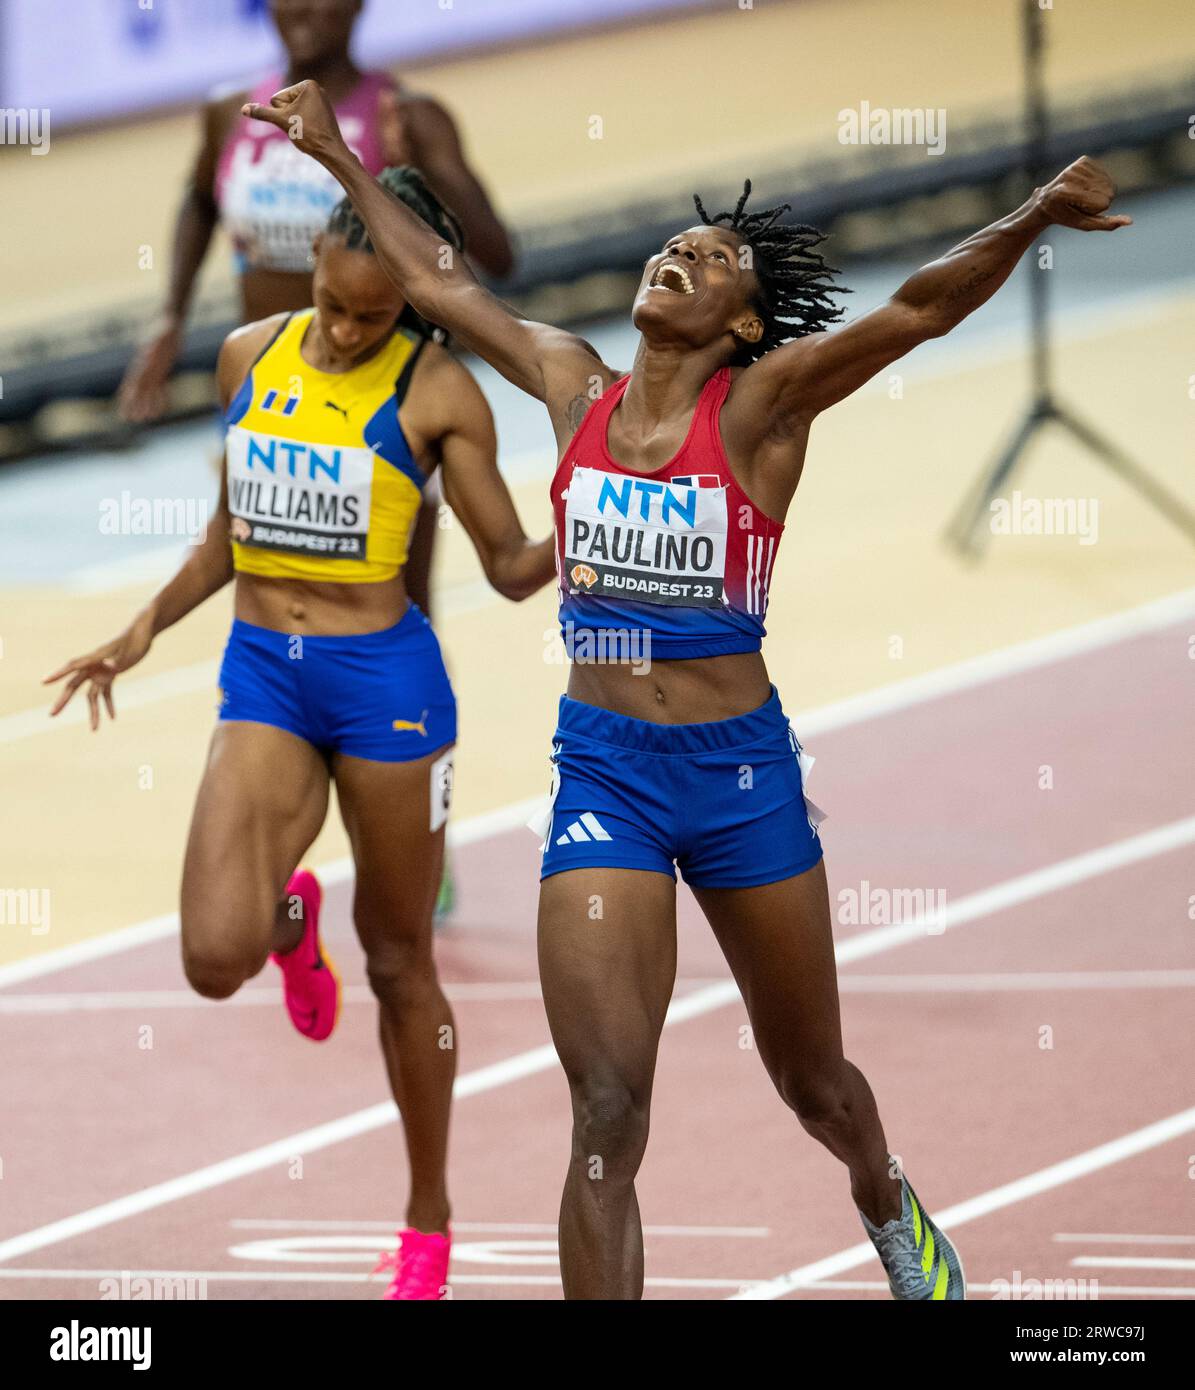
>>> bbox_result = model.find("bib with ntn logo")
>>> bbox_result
[550,368,784,660]
[215,71,394,275]
[563,466,728,608]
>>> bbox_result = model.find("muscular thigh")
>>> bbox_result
[332,746,450,958]
[693,859,844,1075]
[181,721,330,961]
[538,868,677,1097]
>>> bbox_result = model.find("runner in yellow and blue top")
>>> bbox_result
[46,167,555,1302]
[218,301,463,756]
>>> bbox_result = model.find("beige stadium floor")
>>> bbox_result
[2,279,1193,968]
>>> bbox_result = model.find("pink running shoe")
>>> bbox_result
[375,1227,451,1300]
[271,868,340,1042]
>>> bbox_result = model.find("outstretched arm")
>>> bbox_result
[244,81,610,442]
[44,321,271,728]
[737,157,1130,430]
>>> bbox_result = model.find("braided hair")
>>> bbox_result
[692,179,848,363]
[325,165,465,344]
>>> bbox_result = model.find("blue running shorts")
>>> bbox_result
[217,603,456,762]
[538,687,823,889]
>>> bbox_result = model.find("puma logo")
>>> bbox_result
[324,400,350,420]
[392,710,429,736]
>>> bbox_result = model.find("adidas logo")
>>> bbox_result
[555,812,612,846]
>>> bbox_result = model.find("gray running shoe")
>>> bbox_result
[859,1174,966,1300]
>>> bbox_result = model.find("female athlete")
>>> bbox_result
[117,0,514,709]
[248,80,1129,1301]
[47,168,554,1301]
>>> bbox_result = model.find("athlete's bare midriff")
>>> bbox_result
[566,649,773,725]
[234,569,411,636]
[553,369,788,728]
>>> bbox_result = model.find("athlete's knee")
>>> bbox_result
[777,1059,854,1128]
[179,899,266,998]
[182,939,257,999]
[362,931,437,1010]
[570,1075,650,1179]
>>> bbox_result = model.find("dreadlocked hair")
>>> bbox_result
[326,165,465,345]
[692,179,849,363]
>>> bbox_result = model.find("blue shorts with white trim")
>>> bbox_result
[538,687,823,889]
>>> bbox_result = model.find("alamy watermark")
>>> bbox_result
[838,102,946,156]
[99,492,209,543]
[837,881,946,933]
[99,1271,208,1300]
[0,887,50,936]
[0,107,50,155]
[545,622,652,675]
[990,491,1099,545]
[50,1321,150,1370]
[994,1269,1100,1300]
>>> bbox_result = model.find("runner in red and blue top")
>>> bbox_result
[253,80,1131,1302]
[553,368,783,658]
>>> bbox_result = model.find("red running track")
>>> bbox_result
[1,614,1192,1299]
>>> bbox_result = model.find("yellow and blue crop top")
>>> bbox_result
[224,309,427,583]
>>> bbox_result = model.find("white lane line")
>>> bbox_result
[0,795,543,990]
[750,1278,1195,1297]
[834,815,1195,967]
[0,978,729,1265]
[1055,1233,1195,1245]
[730,1103,1195,1299]
[7,967,1194,1014]
[64,544,194,596]
[0,1267,756,1290]
[1,659,219,744]
[6,582,1194,990]
[0,1266,1189,1295]
[2,569,537,743]
[795,585,1195,739]
[226,1218,769,1237]
[1072,1256,1195,1272]
[838,970,1195,993]
[0,913,183,992]
[7,583,1192,752]
[0,983,544,1012]
[1,1268,1192,1297]
[4,815,1192,1267]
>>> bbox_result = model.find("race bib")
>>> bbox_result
[226,425,373,559]
[562,466,727,608]
[221,119,369,273]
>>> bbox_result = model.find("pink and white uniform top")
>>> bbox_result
[215,71,395,274]
[550,367,785,661]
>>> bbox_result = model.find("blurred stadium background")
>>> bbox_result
[1,0,1193,958]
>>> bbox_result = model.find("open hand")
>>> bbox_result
[43,613,155,731]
